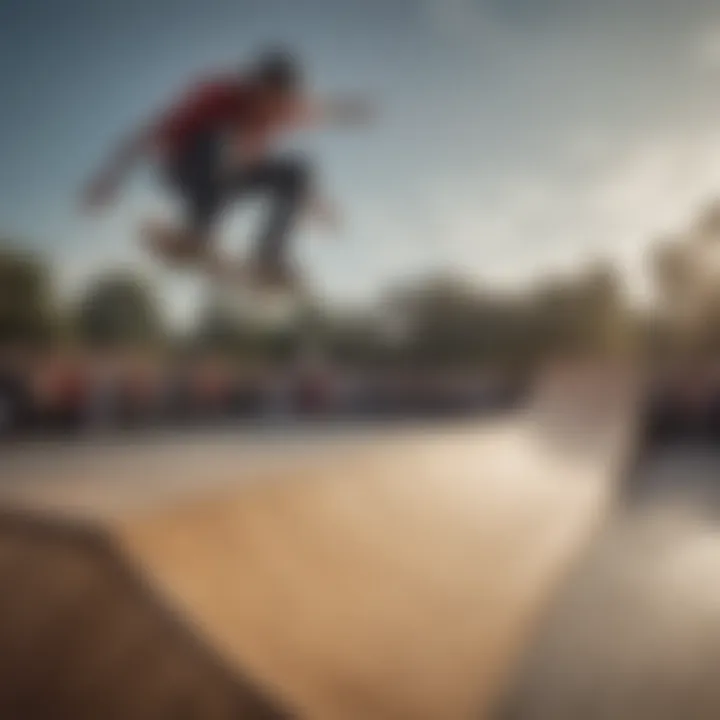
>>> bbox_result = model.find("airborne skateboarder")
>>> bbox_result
[82,49,372,289]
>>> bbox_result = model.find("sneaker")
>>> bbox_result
[142,221,208,266]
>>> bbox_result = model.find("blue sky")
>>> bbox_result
[3,0,720,319]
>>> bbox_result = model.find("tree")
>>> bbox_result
[529,262,632,360]
[692,201,720,244]
[74,271,163,349]
[650,208,720,359]
[382,274,531,369]
[0,243,55,346]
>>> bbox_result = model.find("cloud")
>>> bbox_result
[415,126,720,297]
[418,0,505,51]
[696,26,720,70]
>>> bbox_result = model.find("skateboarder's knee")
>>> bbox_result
[278,157,312,197]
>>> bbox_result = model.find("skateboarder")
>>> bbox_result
[81,49,372,288]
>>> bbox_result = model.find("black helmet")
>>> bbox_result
[253,49,301,92]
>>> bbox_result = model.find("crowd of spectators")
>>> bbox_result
[0,348,524,439]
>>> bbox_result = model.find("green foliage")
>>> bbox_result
[379,264,631,369]
[651,201,720,360]
[0,243,56,346]
[0,226,682,368]
[191,299,305,364]
[73,271,162,349]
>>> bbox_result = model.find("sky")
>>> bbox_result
[3,0,720,321]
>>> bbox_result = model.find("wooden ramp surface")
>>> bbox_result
[0,378,636,719]
[115,406,633,719]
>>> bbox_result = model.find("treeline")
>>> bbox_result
[4,199,720,371]
[0,246,633,370]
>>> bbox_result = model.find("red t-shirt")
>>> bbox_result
[155,76,275,155]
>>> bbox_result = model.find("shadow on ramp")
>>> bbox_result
[0,512,290,719]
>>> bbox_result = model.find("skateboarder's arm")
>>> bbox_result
[291,96,375,128]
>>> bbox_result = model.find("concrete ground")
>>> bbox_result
[500,443,720,720]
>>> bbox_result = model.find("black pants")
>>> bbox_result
[165,131,311,269]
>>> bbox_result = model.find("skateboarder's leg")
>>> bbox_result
[160,132,225,258]
[229,156,312,279]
